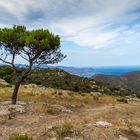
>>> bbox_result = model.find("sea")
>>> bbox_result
[54,66,140,78]
[91,66,140,76]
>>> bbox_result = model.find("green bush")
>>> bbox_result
[55,123,73,137]
[9,134,33,140]
[4,75,13,83]
[117,97,128,103]
[136,93,140,99]
[0,70,7,76]
[74,85,79,92]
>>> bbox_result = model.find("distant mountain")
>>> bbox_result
[92,71,140,91]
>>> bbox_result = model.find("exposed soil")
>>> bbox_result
[0,100,140,140]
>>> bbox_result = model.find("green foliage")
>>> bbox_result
[74,85,79,92]
[9,134,33,140]
[0,69,7,76]
[0,66,13,76]
[0,25,65,66]
[136,93,140,99]
[58,92,63,96]
[55,123,73,137]
[4,75,13,84]
[117,97,128,103]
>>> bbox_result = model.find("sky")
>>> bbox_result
[0,0,140,67]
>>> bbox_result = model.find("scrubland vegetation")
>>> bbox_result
[0,84,139,140]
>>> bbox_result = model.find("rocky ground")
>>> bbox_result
[0,85,140,140]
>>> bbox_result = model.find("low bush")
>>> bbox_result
[9,134,33,140]
[117,97,128,103]
[55,123,74,137]
[136,93,140,99]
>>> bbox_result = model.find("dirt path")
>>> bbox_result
[0,100,140,140]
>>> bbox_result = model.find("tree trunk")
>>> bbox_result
[11,81,21,104]
[11,65,32,104]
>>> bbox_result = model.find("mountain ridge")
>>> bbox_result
[92,71,140,91]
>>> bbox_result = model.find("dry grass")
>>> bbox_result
[0,85,140,140]
[0,85,117,107]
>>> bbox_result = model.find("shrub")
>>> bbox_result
[136,93,140,99]
[28,92,35,96]
[74,85,79,92]
[47,107,59,115]
[55,123,73,137]
[0,70,7,76]
[4,75,13,83]
[9,134,33,140]
[117,97,128,103]
[51,91,57,95]
[92,95,99,100]
[58,92,63,96]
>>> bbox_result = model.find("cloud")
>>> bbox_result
[0,0,140,48]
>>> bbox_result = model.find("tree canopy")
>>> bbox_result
[0,25,65,66]
[0,25,66,104]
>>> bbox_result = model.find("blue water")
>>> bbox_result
[56,66,140,77]
[92,66,140,76]
[47,66,140,78]
[8,64,140,78]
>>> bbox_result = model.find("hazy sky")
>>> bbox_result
[0,0,140,67]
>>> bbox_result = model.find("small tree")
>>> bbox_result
[0,25,66,104]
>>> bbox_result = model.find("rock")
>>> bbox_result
[8,105,26,113]
[16,101,27,105]
[70,105,76,108]
[28,84,38,88]
[0,101,11,105]
[48,125,53,129]
[64,137,83,140]
[0,101,26,105]
[50,104,72,113]
[0,79,9,86]
[118,135,128,140]
[90,92,102,96]
[128,98,140,101]
[73,137,83,140]
[0,109,10,116]
[51,104,66,110]
[95,121,112,127]
[50,137,57,140]
[85,123,94,128]
[64,137,73,140]
[62,109,72,113]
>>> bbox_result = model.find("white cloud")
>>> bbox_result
[0,0,140,48]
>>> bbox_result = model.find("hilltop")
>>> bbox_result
[92,71,140,91]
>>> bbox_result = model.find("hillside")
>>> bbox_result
[0,66,134,96]
[92,71,140,91]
